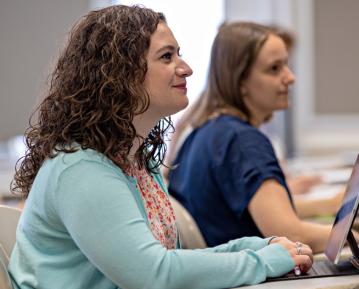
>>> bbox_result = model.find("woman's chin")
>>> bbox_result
[165,101,189,117]
[277,101,290,111]
[175,98,190,113]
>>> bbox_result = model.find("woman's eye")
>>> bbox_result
[270,64,280,73]
[161,52,172,60]
[272,65,279,71]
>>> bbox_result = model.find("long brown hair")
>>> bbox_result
[12,5,169,198]
[192,22,293,128]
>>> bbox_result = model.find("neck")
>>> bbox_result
[249,117,263,128]
[209,106,249,124]
[249,112,273,127]
[130,113,159,159]
[242,101,272,127]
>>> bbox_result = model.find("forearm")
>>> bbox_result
[249,179,332,254]
[295,198,336,218]
[158,244,294,288]
[264,220,331,253]
[201,236,273,253]
[294,190,343,218]
[297,222,332,253]
[258,220,331,253]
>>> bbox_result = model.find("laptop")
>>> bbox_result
[268,154,359,281]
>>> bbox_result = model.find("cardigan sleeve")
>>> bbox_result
[200,236,275,253]
[55,159,295,289]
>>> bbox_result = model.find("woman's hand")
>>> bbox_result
[269,237,313,273]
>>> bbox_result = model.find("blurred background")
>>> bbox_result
[1,0,358,201]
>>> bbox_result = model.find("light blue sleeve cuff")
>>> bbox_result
[256,243,295,277]
[200,236,270,253]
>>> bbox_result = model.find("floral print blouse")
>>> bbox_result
[128,165,177,249]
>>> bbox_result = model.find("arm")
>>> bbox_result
[294,191,344,218]
[56,161,295,289]
[248,179,332,253]
[201,236,274,253]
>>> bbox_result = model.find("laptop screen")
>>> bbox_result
[325,155,359,264]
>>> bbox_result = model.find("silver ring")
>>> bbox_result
[295,241,302,255]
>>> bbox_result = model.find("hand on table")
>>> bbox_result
[269,236,313,273]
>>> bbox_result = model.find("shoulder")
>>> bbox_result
[201,115,268,139]
[61,146,116,167]
[45,148,135,209]
[41,147,128,188]
[26,147,133,230]
[59,146,116,168]
[201,115,272,150]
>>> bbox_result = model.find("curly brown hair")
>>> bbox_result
[11,5,170,198]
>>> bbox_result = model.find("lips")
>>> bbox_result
[172,83,187,94]
[172,83,187,89]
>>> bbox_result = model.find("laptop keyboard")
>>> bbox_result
[266,260,358,282]
[310,260,358,276]
[310,260,342,275]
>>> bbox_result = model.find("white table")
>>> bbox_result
[237,275,359,289]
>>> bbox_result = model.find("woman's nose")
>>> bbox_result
[284,67,295,85]
[176,60,193,77]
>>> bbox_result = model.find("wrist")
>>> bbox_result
[268,236,278,245]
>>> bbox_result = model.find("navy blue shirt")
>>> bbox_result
[168,115,292,247]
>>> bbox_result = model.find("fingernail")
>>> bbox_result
[294,266,301,276]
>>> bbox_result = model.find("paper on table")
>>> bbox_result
[295,184,345,201]
[319,168,353,185]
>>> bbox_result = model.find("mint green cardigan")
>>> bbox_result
[9,148,294,289]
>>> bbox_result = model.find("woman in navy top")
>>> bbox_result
[168,22,333,253]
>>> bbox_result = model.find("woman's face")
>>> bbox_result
[144,22,193,119]
[241,34,295,124]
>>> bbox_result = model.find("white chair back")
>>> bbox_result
[169,196,206,249]
[0,205,21,266]
[0,252,13,289]
[0,205,20,289]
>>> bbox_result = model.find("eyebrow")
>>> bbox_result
[155,45,178,55]
[264,55,289,65]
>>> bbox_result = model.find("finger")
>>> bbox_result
[294,255,313,273]
[301,247,313,263]
[287,243,313,265]
[296,256,312,273]
[299,258,313,273]
[294,244,313,262]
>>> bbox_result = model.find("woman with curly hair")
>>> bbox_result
[9,5,312,289]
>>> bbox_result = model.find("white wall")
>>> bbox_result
[293,0,359,155]
[0,0,89,141]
